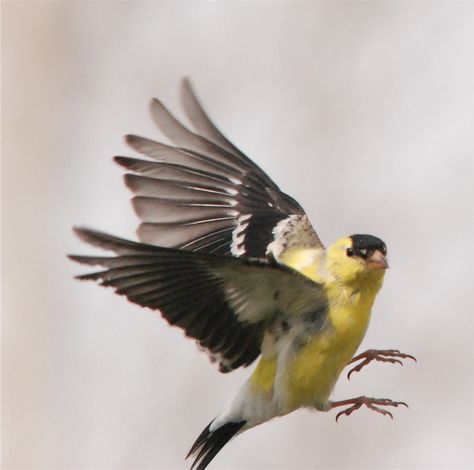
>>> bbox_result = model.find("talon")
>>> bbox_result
[346,349,417,379]
[366,403,393,419]
[331,396,408,421]
[335,403,361,422]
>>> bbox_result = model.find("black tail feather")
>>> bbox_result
[187,420,246,470]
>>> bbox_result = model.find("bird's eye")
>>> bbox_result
[346,248,354,257]
[359,248,367,258]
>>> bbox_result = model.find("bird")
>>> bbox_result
[70,79,415,470]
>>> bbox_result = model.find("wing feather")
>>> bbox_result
[70,228,327,372]
[180,78,247,159]
[117,80,323,258]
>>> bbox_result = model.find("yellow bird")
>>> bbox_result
[70,79,415,470]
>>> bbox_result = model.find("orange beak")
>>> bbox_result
[366,250,389,270]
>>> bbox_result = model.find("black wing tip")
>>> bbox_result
[124,133,135,145]
[113,155,134,169]
[113,155,149,170]
[181,76,192,90]
[72,226,98,244]
[124,133,144,147]
[123,172,138,190]
[74,271,101,281]
[122,134,148,156]
[68,254,91,279]
[72,226,119,247]
[69,228,115,277]
[187,420,246,470]
[71,226,155,255]
[125,133,159,147]
[180,77,197,102]
[149,96,166,114]
[67,253,90,264]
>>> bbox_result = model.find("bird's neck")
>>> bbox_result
[324,271,384,340]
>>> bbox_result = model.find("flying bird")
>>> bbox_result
[70,79,415,470]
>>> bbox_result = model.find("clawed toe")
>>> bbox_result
[330,396,408,422]
[347,349,417,380]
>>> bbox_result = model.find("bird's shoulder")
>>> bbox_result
[278,247,330,285]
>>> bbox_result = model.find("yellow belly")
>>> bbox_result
[284,325,365,409]
[250,287,375,412]
[286,286,375,409]
[250,247,384,413]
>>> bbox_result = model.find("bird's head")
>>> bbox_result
[326,234,388,287]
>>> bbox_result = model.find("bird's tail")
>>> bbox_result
[186,419,246,470]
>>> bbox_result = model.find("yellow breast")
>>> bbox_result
[250,247,384,412]
[284,285,374,410]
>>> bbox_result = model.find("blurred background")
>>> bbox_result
[3,2,474,469]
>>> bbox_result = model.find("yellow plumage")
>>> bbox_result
[71,81,414,470]
[250,237,386,413]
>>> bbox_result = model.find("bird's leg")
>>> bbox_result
[329,396,408,422]
[346,349,417,380]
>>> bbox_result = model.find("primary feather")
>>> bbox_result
[115,79,322,257]
[71,227,327,372]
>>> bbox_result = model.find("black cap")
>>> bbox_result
[349,234,387,257]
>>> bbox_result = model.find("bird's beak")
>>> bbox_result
[366,250,388,270]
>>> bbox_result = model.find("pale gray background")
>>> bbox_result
[3,2,474,469]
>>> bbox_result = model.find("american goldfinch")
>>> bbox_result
[70,79,415,470]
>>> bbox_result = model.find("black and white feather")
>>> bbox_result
[186,420,246,470]
[70,228,326,373]
[115,78,323,259]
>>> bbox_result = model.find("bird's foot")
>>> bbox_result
[346,349,417,380]
[330,396,408,422]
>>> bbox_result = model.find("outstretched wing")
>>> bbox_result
[115,78,323,259]
[70,228,326,372]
